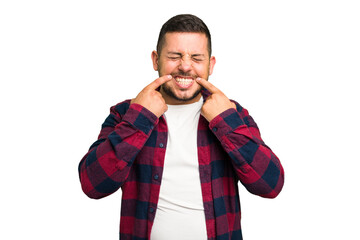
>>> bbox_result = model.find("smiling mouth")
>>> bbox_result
[174,76,195,88]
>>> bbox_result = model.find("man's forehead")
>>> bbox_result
[163,32,208,54]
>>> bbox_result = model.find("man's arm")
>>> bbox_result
[78,102,158,199]
[196,78,284,198]
[78,76,172,199]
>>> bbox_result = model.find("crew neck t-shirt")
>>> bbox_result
[150,97,207,240]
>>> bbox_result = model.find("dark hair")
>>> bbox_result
[156,14,212,56]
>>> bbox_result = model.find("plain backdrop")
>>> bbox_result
[1,0,359,239]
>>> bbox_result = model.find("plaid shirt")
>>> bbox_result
[79,89,284,240]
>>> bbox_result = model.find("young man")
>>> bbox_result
[79,14,284,240]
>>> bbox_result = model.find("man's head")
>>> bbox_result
[152,14,216,105]
[156,14,212,57]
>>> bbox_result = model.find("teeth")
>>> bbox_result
[175,78,193,85]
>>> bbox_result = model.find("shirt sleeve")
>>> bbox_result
[209,101,284,198]
[78,101,158,199]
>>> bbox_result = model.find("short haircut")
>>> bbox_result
[156,14,212,57]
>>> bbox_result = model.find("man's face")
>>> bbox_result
[151,32,216,105]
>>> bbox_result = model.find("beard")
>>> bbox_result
[162,83,203,102]
[160,69,203,102]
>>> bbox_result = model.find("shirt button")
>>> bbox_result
[154,174,159,180]
[159,143,164,148]
[149,207,155,213]
[213,127,218,132]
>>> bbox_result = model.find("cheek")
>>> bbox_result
[194,65,210,77]
[161,79,176,90]
[159,61,177,73]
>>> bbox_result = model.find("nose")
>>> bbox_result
[179,55,192,72]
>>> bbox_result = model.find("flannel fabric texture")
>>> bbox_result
[79,89,284,240]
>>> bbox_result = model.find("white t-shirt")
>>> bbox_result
[150,97,207,240]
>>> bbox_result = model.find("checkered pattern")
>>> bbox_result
[78,89,284,240]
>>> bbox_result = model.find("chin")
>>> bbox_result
[162,84,202,103]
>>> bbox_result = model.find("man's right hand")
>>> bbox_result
[131,75,172,118]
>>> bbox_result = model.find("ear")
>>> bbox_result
[151,51,159,71]
[208,56,216,76]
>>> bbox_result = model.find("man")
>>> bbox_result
[79,14,284,240]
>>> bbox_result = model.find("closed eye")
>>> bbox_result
[167,52,182,61]
[191,54,206,62]
[192,57,205,62]
[168,56,181,60]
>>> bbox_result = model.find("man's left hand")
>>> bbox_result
[196,77,236,122]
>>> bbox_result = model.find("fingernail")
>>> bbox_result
[167,75,172,79]
[196,77,201,81]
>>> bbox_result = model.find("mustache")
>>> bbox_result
[170,71,198,79]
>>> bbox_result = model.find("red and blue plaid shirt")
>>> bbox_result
[79,89,284,240]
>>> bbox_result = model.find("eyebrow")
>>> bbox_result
[191,54,206,58]
[167,52,182,56]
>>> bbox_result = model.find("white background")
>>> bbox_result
[1,0,359,239]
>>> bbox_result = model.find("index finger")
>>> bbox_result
[195,77,221,94]
[146,75,173,90]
